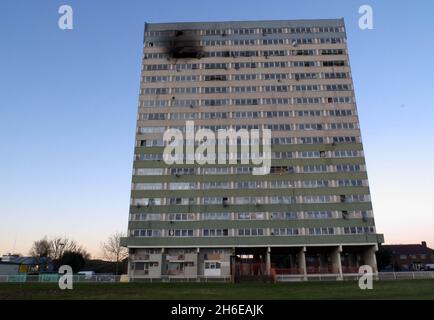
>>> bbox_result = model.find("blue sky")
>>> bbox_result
[1,0,433,257]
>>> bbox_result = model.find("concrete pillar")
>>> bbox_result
[266,247,271,275]
[196,247,200,280]
[127,258,132,281]
[363,244,379,273]
[298,246,307,280]
[331,246,343,280]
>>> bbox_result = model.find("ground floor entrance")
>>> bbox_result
[128,244,379,281]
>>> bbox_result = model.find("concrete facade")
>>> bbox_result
[121,19,384,280]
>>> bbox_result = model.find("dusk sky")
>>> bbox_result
[1,0,433,258]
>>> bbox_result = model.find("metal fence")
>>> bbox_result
[0,274,122,283]
[0,274,231,283]
[276,271,434,282]
[0,272,433,283]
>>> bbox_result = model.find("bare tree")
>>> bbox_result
[29,237,51,257]
[29,236,90,260]
[50,237,90,260]
[100,232,128,275]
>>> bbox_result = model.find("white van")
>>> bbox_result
[424,264,434,271]
[78,271,95,280]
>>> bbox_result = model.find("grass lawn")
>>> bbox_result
[0,280,433,300]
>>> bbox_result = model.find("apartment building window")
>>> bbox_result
[293,73,319,80]
[139,126,166,133]
[170,113,198,120]
[271,212,298,220]
[131,213,162,221]
[203,229,229,237]
[201,167,230,175]
[167,213,195,221]
[203,197,227,205]
[172,87,198,94]
[263,85,288,92]
[238,228,265,236]
[333,150,361,158]
[329,109,353,117]
[233,74,258,81]
[204,63,228,70]
[263,73,288,80]
[170,167,195,175]
[233,28,256,35]
[323,60,345,67]
[271,137,293,145]
[141,100,168,107]
[169,197,195,205]
[143,76,169,83]
[337,180,364,187]
[236,167,253,174]
[132,198,161,206]
[168,182,196,190]
[203,87,228,94]
[139,113,166,120]
[336,164,361,172]
[202,99,230,106]
[201,212,230,220]
[233,62,257,69]
[300,180,329,188]
[263,61,287,68]
[332,136,357,144]
[321,49,344,55]
[135,153,163,161]
[343,226,375,234]
[292,61,316,67]
[233,99,258,105]
[298,123,323,130]
[262,50,286,57]
[301,165,328,173]
[235,197,265,205]
[237,212,266,220]
[232,39,257,45]
[272,228,300,236]
[145,64,169,71]
[326,84,351,91]
[204,75,227,81]
[294,97,321,104]
[270,196,294,204]
[293,84,320,91]
[233,86,257,93]
[262,39,285,45]
[133,183,163,190]
[304,211,333,219]
[303,195,332,203]
[133,229,161,237]
[134,168,164,176]
[168,229,194,237]
[202,182,230,189]
[291,38,314,44]
[290,27,313,33]
[323,72,346,79]
[308,227,335,235]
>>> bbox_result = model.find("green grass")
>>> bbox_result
[1,280,433,300]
